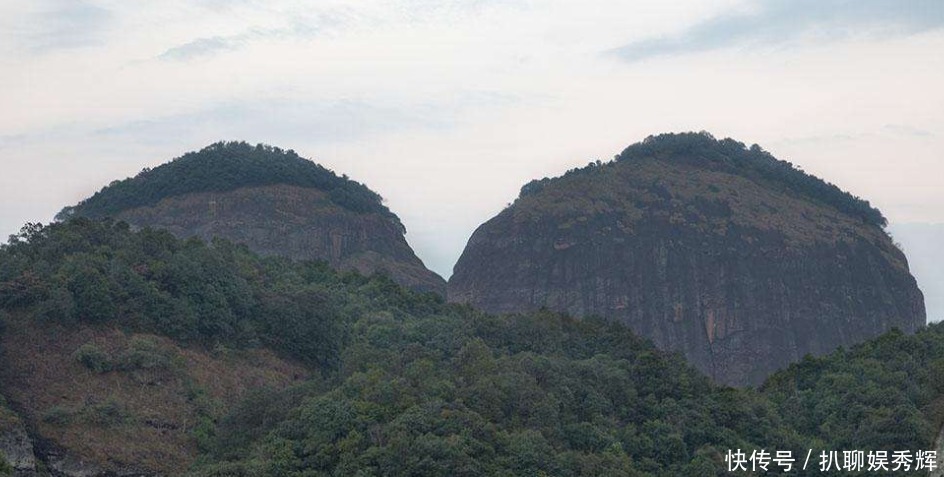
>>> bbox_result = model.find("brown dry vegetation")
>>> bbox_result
[0,314,308,475]
[511,158,896,261]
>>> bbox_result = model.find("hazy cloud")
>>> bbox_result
[157,13,345,61]
[0,133,28,150]
[884,124,936,138]
[770,132,866,147]
[25,0,111,52]
[2,91,519,153]
[91,93,520,146]
[771,124,936,148]
[390,0,527,23]
[158,36,243,61]
[611,0,944,62]
[93,99,445,144]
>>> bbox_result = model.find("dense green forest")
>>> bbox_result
[57,142,399,225]
[0,220,939,476]
[519,132,887,227]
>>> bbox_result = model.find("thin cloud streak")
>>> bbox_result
[4,92,520,151]
[611,0,944,62]
[93,99,455,145]
[159,36,242,61]
[155,0,526,62]
[157,11,347,61]
[768,124,936,148]
[884,124,936,138]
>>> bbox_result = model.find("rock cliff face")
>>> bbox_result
[448,133,926,386]
[61,142,445,295]
[112,184,444,294]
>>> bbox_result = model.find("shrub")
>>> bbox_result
[73,343,112,373]
[36,287,75,323]
[74,337,176,375]
[85,399,130,427]
[41,406,73,426]
[120,336,171,370]
[0,453,13,476]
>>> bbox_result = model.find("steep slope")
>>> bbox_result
[59,142,445,295]
[449,132,926,386]
[0,219,329,475]
[0,320,307,476]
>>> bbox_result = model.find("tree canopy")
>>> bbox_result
[520,132,887,227]
[58,141,399,225]
[1,219,938,476]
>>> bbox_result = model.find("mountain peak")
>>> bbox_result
[520,132,886,228]
[451,133,922,386]
[58,142,445,294]
[58,141,400,229]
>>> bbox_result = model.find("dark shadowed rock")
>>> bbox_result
[448,132,926,386]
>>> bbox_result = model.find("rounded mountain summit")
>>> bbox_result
[448,132,926,386]
[60,142,446,294]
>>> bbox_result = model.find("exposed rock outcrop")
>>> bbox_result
[0,317,309,476]
[0,407,38,476]
[448,133,926,386]
[112,184,444,294]
[60,142,445,295]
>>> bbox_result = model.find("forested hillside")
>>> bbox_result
[58,142,397,224]
[0,219,940,476]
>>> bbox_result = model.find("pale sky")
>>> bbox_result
[1,0,943,286]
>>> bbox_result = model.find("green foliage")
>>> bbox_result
[42,400,132,428]
[86,398,132,426]
[3,217,939,476]
[124,336,174,370]
[621,132,886,226]
[519,132,887,227]
[762,325,944,454]
[192,415,217,453]
[191,307,803,476]
[73,337,175,374]
[73,343,112,373]
[183,379,225,453]
[58,141,400,227]
[41,405,73,426]
[0,219,343,370]
[0,453,12,476]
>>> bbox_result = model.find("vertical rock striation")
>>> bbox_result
[448,133,926,386]
[111,184,444,294]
